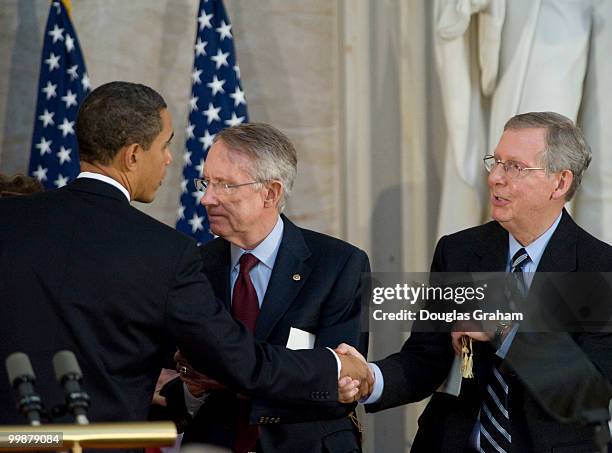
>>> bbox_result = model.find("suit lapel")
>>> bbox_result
[255,216,312,340]
[471,221,508,272]
[534,209,577,272]
[200,239,232,310]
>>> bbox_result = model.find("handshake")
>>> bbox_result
[336,343,374,404]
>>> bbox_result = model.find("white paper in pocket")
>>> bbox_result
[286,327,316,350]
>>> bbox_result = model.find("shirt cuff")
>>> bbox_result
[496,323,519,359]
[326,347,342,379]
[361,363,384,404]
[183,382,209,417]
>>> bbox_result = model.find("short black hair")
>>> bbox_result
[75,81,167,164]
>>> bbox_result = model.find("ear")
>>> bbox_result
[550,169,573,201]
[262,180,283,208]
[120,143,142,172]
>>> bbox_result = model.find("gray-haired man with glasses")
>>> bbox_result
[336,112,612,452]
[158,123,370,453]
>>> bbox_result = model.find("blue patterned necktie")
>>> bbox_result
[479,248,529,453]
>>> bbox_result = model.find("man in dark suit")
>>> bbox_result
[338,112,612,452]
[157,123,370,453]
[0,81,371,424]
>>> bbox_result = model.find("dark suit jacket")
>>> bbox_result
[163,215,370,452]
[366,210,612,453]
[0,179,338,425]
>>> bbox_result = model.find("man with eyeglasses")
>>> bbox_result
[337,112,612,452]
[156,123,370,453]
[0,82,373,427]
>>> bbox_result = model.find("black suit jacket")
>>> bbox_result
[367,210,612,453]
[165,215,370,452]
[0,179,338,424]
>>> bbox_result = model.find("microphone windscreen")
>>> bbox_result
[5,352,36,385]
[52,350,82,382]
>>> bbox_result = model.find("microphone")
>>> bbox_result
[52,350,90,424]
[5,352,43,425]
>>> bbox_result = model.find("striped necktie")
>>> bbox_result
[479,248,529,453]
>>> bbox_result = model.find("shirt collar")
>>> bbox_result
[230,216,284,271]
[77,172,131,202]
[508,212,563,270]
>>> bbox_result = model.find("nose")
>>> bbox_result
[200,188,218,207]
[488,161,506,186]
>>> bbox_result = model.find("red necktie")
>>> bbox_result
[231,253,260,332]
[231,253,260,453]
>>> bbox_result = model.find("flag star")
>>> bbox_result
[202,102,221,124]
[56,146,72,164]
[36,137,52,156]
[180,178,188,194]
[233,65,241,78]
[54,173,69,188]
[207,75,226,95]
[194,37,207,57]
[67,65,79,80]
[189,95,199,112]
[61,90,78,108]
[65,33,75,52]
[48,24,64,43]
[57,118,75,137]
[191,189,205,205]
[210,49,229,69]
[45,52,61,71]
[225,112,245,127]
[199,130,215,150]
[198,11,213,30]
[183,150,192,166]
[38,109,55,127]
[195,158,205,176]
[185,123,195,140]
[177,205,186,220]
[188,212,205,233]
[216,20,232,40]
[192,68,203,85]
[42,81,57,99]
[229,86,246,107]
[82,73,91,91]
[32,165,48,182]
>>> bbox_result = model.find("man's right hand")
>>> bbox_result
[335,343,374,403]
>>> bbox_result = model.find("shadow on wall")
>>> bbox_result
[1,0,40,174]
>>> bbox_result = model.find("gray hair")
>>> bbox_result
[214,123,297,212]
[76,81,167,164]
[504,111,591,201]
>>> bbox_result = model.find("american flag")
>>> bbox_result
[29,0,90,189]
[176,0,248,243]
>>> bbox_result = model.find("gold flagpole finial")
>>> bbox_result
[60,0,72,18]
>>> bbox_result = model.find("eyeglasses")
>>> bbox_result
[483,155,545,178]
[193,178,263,196]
